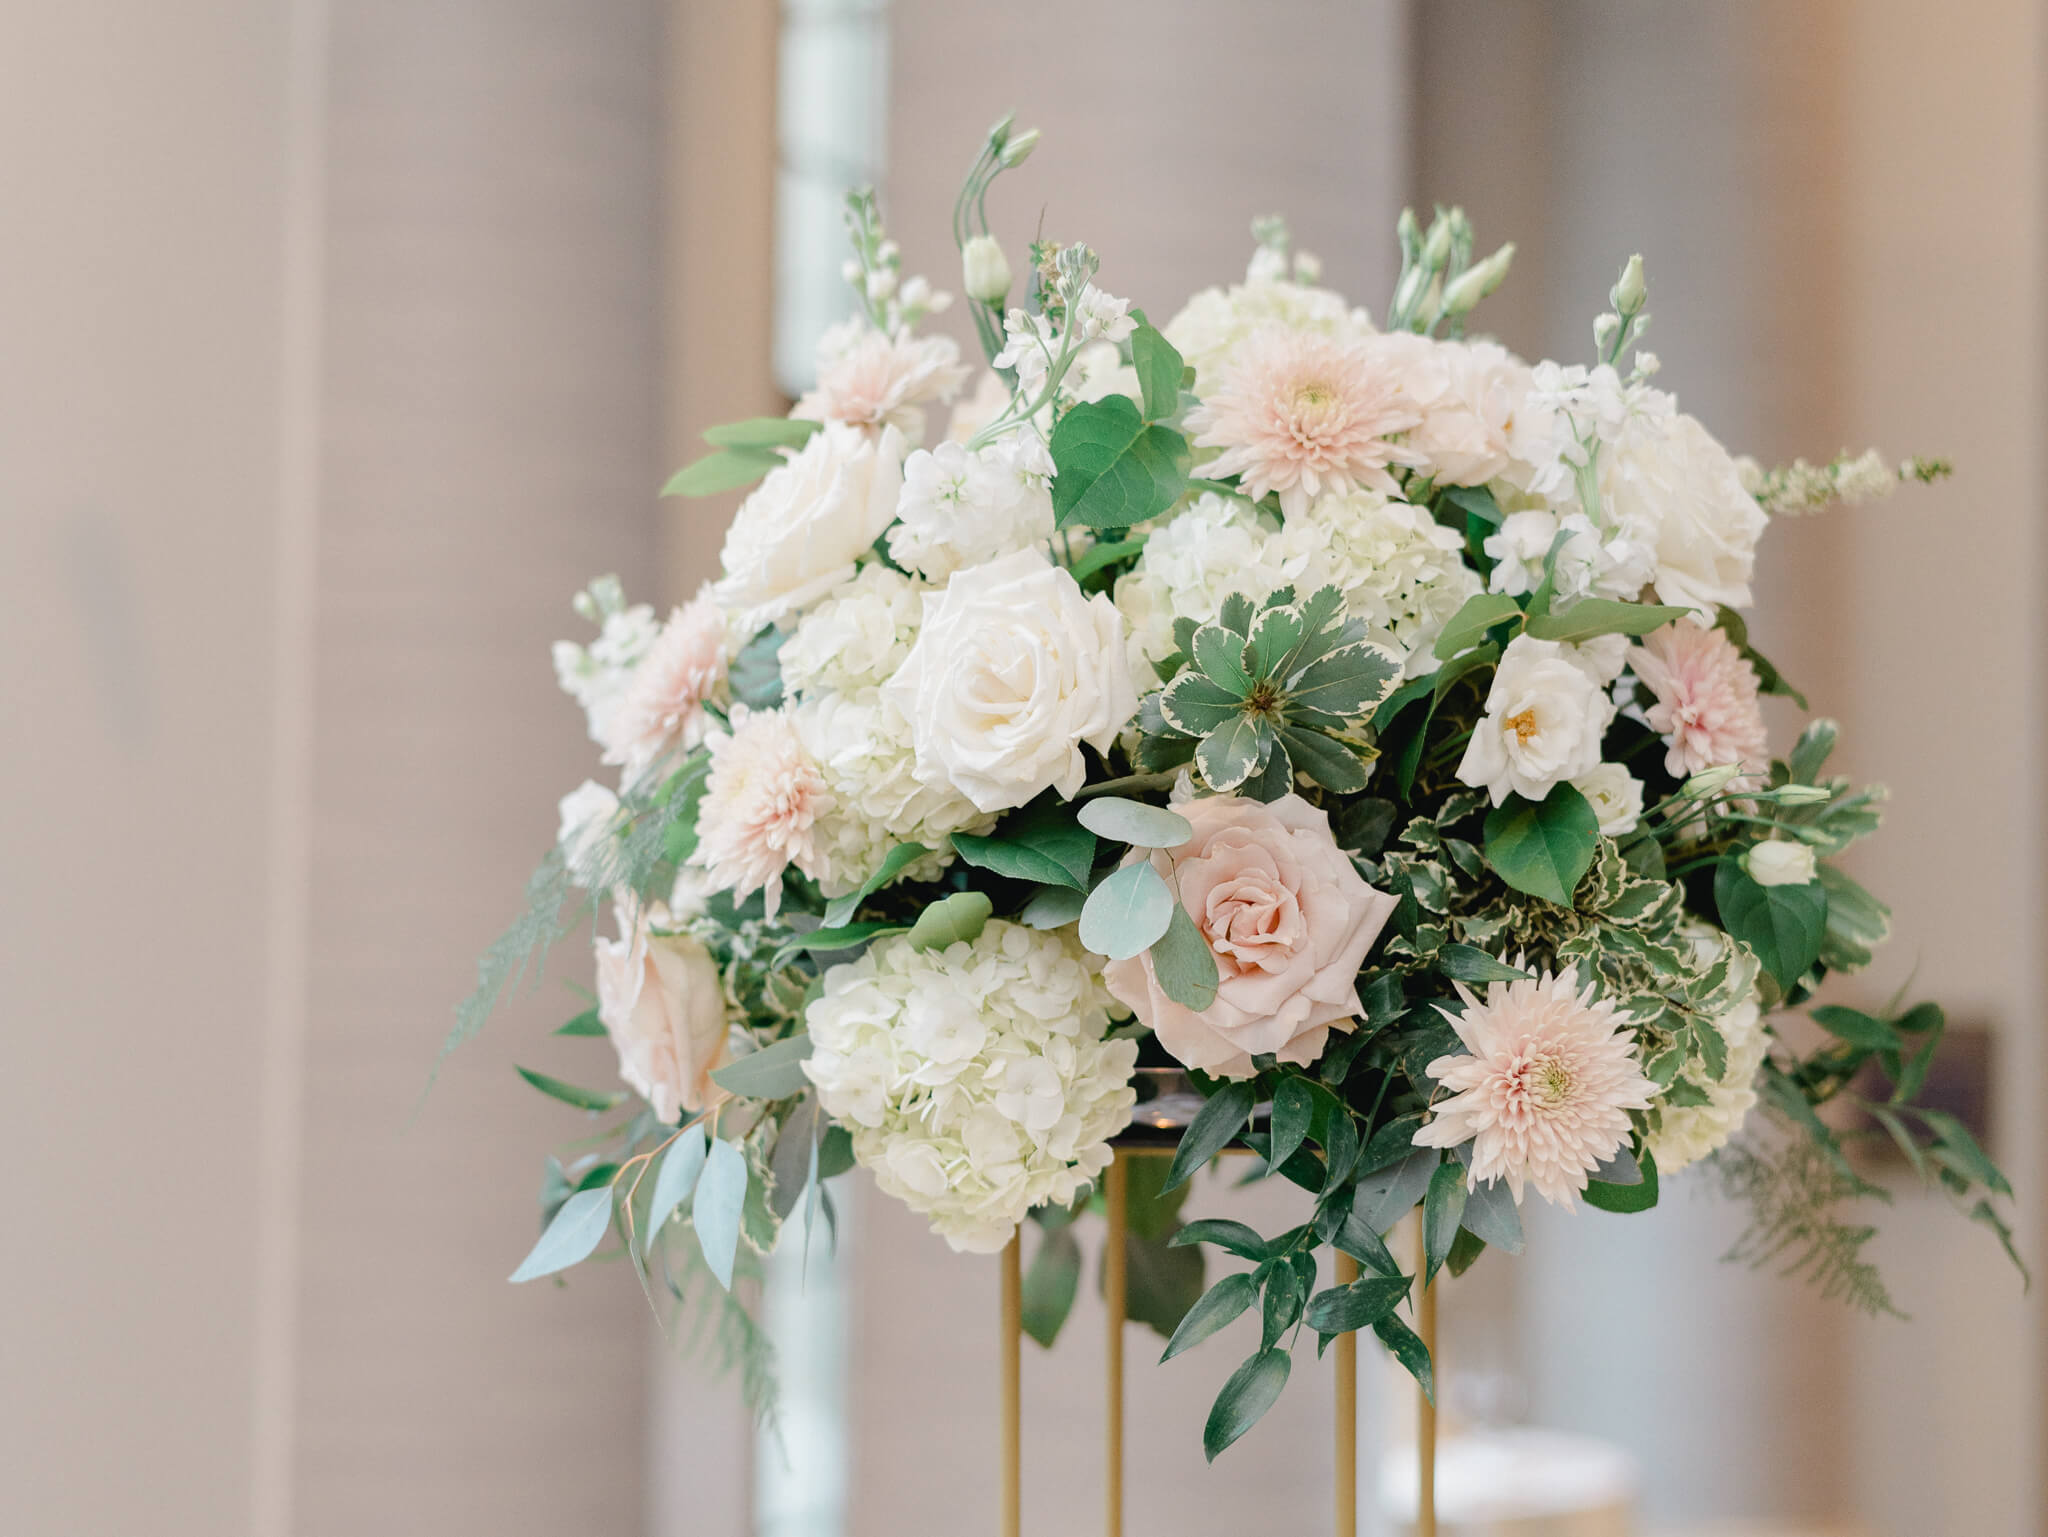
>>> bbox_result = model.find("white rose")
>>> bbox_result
[1743,838,1817,887]
[709,422,906,628]
[593,901,730,1123]
[1606,407,1768,614]
[556,779,621,887]
[884,547,1138,814]
[1457,634,1617,806]
[1570,762,1643,836]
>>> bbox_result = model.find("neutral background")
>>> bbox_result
[3,2,2041,1535]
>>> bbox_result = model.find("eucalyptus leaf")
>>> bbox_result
[702,416,821,450]
[1583,1145,1660,1214]
[1019,884,1088,930]
[1151,904,1220,1010]
[709,1033,815,1100]
[1458,1176,1524,1254]
[645,1124,708,1254]
[509,1186,614,1283]
[1021,1227,1083,1348]
[555,1008,605,1037]
[907,890,995,952]
[692,1138,748,1290]
[1353,1149,1437,1234]
[1078,797,1194,849]
[662,446,782,497]
[1079,859,1176,960]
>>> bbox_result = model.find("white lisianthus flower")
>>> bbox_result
[961,233,1012,304]
[710,422,906,629]
[1458,635,1618,806]
[885,548,1138,814]
[887,434,1056,583]
[594,900,731,1123]
[1370,333,1533,488]
[1268,489,1484,669]
[556,779,621,888]
[1113,494,1289,685]
[1571,763,1643,837]
[1744,838,1818,887]
[803,922,1138,1254]
[780,564,927,699]
[1648,932,1769,1173]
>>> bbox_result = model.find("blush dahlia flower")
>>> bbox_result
[1187,327,1424,517]
[689,706,834,920]
[1413,967,1655,1207]
[599,595,730,785]
[1629,617,1770,781]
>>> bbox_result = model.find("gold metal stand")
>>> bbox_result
[1334,1249,1359,1537]
[1103,1153,1129,1537]
[1001,1233,1021,1537]
[1415,1216,1438,1537]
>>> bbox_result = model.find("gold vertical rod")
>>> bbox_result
[1334,1250,1359,1537]
[1002,1233,1022,1537]
[1415,1217,1438,1537]
[1103,1152,1128,1537]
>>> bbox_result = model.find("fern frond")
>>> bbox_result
[1715,1117,1903,1319]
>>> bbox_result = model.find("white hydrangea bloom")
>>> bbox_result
[803,922,1138,1253]
[886,434,1056,583]
[1164,263,1374,394]
[790,690,991,896]
[1112,493,1289,684]
[1269,490,1484,669]
[780,564,926,699]
[1647,934,1770,1173]
[553,582,663,746]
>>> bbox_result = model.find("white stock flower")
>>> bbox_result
[1744,838,1817,887]
[1570,763,1644,837]
[885,548,1138,814]
[554,591,662,746]
[710,422,906,629]
[887,434,1056,583]
[780,564,926,699]
[1457,634,1617,806]
[557,779,621,888]
[802,922,1138,1254]
[1268,489,1483,668]
[1483,505,1655,607]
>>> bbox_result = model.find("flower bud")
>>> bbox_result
[985,112,1015,153]
[998,127,1040,167]
[1682,764,1742,797]
[1292,250,1323,284]
[1767,784,1832,805]
[1611,253,1646,314]
[961,234,1012,304]
[1593,313,1621,355]
[1743,837,1818,887]
[1396,207,1420,260]
[865,269,898,303]
[1439,242,1513,317]
[1422,215,1454,270]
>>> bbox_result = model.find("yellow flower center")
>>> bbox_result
[1504,707,1541,745]
[1531,1055,1575,1106]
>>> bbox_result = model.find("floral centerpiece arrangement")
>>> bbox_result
[455,118,2020,1459]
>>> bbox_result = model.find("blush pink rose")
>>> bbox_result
[1102,794,1399,1080]
[594,900,731,1122]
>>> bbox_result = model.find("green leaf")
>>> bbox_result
[1714,862,1828,992]
[1020,885,1088,929]
[821,843,931,927]
[1583,1144,1661,1214]
[1244,605,1307,681]
[907,890,995,952]
[1274,726,1368,793]
[692,1138,748,1290]
[509,1185,614,1282]
[1121,1227,1206,1338]
[555,1008,605,1037]
[662,446,783,497]
[1260,1262,1305,1351]
[1124,1152,1191,1240]
[1373,1312,1435,1403]
[1130,317,1186,422]
[1196,713,1267,791]
[645,1125,708,1254]
[817,1123,855,1179]
[1787,716,1838,784]
[515,1066,625,1113]
[1303,1272,1410,1334]
[1021,1226,1082,1348]
[1439,484,1502,530]
[1916,1108,2012,1196]
[1331,1202,1401,1276]
[709,1033,815,1100]
[1254,1079,1309,1173]
[1162,1079,1258,1193]
[1422,1161,1467,1285]
[1066,535,1148,584]
[1458,1176,1523,1254]
[772,920,903,966]
[1353,1149,1438,1234]
[702,416,821,450]
[1811,1005,1901,1051]
[1436,944,1530,985]
[1151,904,1220,1010]
[1080,859,1176,960]
[1191,622,1255,692]
[1078,797,1194,849]
[1524,598,1691,645]
[1432,592,1523,660]
[1483,786,1600,905]
[952,799,1098,890]
[1968,1198,2030,1286]
[1050,394,1191,529]
[768,1098,817,1222]
[1203,1348,1291,1461]
[1159,672,1244,736]
[1171,1219,1271,1261]
[1161,1271,1258,1361]
[1286,643,1401,720]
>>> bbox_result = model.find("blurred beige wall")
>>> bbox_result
[2,2,666,1533]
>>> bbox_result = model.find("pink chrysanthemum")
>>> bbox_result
[1412,967,1654,1207]
[601,595,729,784]
[1629,618,1770,780]
[795,327,967,438]
[1187,327,1424,516]
[689,707,833,920]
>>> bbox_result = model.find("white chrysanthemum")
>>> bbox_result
[1413,967,1655,1207]
[553,585,663,746]
[1647,935,1769,1173]
[1112,494,1290,684]
[803,922,1139,1254]
[790,690,991,896]
[887,434,1056,582]
[1268,489,1483,668]
[1163,267,1374,394]
[780,564,927,699]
